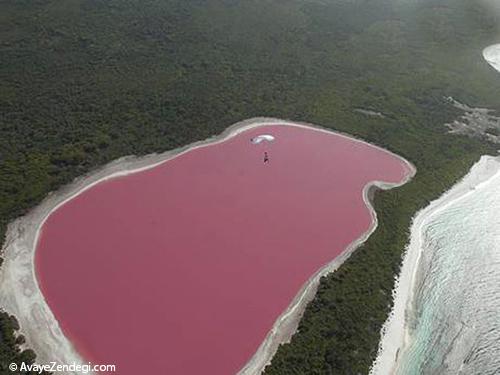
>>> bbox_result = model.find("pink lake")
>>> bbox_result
[35,124,411,375]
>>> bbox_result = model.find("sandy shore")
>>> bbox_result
[483,44,500,73]
[369,155,500,375]
[0,117,415,375]
[369,44,500,375]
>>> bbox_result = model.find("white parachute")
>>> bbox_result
[250,134,275,144]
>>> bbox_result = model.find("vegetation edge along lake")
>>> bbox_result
[1,0,499,373]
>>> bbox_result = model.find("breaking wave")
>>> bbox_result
[397,166,500,374]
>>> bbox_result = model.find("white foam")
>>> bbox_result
[369,156,500,375]
[483,44,500,73]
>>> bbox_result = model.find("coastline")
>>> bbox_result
[369,155,500,375]
[483,44,500,73]
[370,44,500,375]
[0,117,415,374]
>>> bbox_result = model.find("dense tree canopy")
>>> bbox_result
[1,0,499,373]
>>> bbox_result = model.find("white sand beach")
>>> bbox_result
[483,44,500,73]
[369,155,500,375]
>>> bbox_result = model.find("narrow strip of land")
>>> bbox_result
[370,155,500,375]
[371,46,500,375]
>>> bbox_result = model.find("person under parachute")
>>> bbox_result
[250,134,274,164]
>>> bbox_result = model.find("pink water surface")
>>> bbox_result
[36,124,410,375]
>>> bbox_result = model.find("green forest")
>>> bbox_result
[1,0,499,373]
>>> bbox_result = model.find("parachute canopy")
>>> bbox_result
[250,134,275,144]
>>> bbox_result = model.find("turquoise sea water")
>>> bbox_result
[397,170,500,375]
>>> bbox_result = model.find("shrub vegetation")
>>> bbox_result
[1,0,499,373]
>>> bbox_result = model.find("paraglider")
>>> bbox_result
[250,134,275,144]
[250,134,275,164]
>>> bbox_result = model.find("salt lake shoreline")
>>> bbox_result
[0,117,415,375]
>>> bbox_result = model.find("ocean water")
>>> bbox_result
[397,170,500,375]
